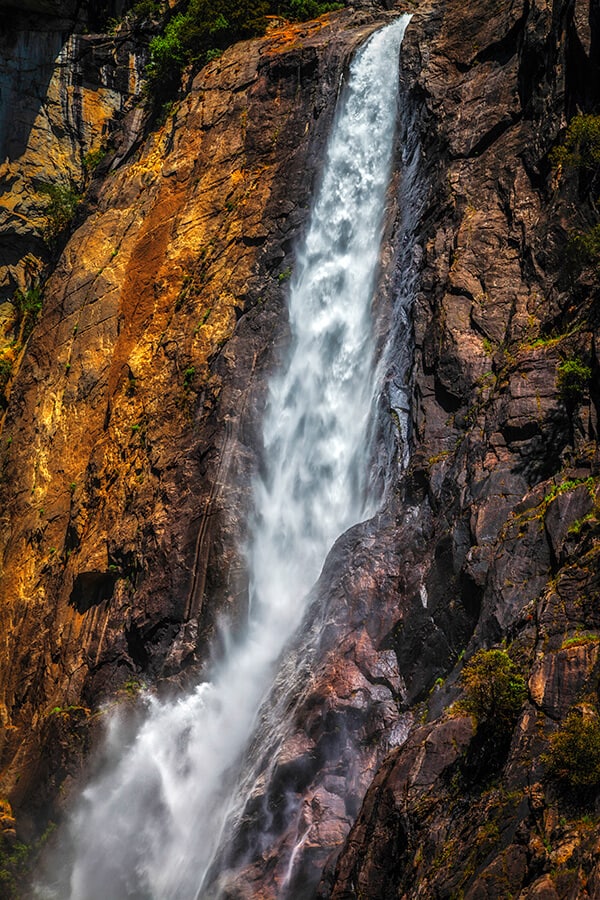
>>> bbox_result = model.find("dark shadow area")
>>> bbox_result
[0,12,65,162]
[70,570,117,613]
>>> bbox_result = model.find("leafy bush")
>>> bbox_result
[38,182,81,245]
[13,284,43,340]
[132,0,163,19]
[183,366,196,389]
[545,710,600,789]
[147,0,270,91]
[82,146,107,174]
[13,284,42,319]
[550,115,600,171]
[0,838,29,899]
[557,357,591,405]
[567,223,600,267]
[458,649,526,732]
[146,0,346,96]
[285,0,344,19]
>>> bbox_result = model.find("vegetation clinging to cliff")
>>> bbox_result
[38,182,81,247]
[458,649,527,733]
[545,710,600,790]
[550,114,600,172]
[146,0,344,95]
[551,114,600,269]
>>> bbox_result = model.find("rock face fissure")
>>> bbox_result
[38,16,412,900]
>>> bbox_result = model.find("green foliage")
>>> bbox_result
[122,677,146,695]
[147,0,270,92]
[277,266,292,283]
[550,115,600,171]
[183,366,196,389]
[545,711,600,789]
[557,357,591,404]
[544,475,594,503]
[38,182,81,245]
[82,146,107,174]
[14,284,42,320]
[567,223,600,267]
[0,839,29,899]
[48,704,88,717]
[284,0,343,19]
[458,649,526,732]
[561,631,599,649]
[0,798,56,899]
[13,283,43,340]
[550,116,600,273]
[146,0,346,96]
[0,359,12,394]
[132,0,163,19]
[147,13,188,83]
[567,511,596,537]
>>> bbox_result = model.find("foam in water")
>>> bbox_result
[40,15,411,899]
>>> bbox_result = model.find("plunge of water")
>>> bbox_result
[39,14,411,899]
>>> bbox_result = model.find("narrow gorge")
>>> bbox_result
[0,0,599,898]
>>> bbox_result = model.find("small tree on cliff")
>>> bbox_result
[458,649,527,734]
[545,708,600,791]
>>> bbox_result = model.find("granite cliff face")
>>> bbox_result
[0,1,147,302]
[0,0,599,896]
[323,0,600,896]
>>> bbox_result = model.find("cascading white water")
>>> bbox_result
[41,15,411,899]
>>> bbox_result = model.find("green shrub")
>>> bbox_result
[550,114,600,171]
[13,284,42,320]
[38,182,81,244]
[545,710,600,789]
[0,359,12,394]
[183,366,196,389]
[132,0,163,19]
[285,0,343,19]
[147,12,188,85]
[557,357,591,404]
[458,649,526,731]
[82,146,107,174]
[567,223,600,267]
[0,839,29,899]
[147,0,270,92]
[146,0,346,96]
[13,284,43,340]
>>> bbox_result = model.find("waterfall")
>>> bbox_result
[40,15,411,899]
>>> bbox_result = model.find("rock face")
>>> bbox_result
[0,0,599,897]
[0,6,147,308]
[321,0,600,896]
